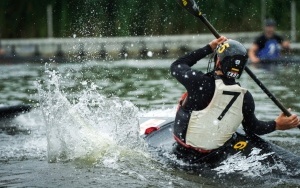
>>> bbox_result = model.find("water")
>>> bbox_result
[1,59,300,187]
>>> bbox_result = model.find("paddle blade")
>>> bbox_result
[176,0,202,18]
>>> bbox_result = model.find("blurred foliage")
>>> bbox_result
[0,0,299,38]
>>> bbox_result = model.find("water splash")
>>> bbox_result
[213,148,287,177]
[36,70,143,163]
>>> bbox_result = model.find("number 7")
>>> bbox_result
[217,91,241,120]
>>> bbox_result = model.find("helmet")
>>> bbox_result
[215,39,248,79]
[264,18,276,27]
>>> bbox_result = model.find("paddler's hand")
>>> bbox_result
[209,36,227,50]
[250,56,260,64]
[275,111,300,130]
[282,40,290,50]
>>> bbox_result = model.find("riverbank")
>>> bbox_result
[1,32,299,63]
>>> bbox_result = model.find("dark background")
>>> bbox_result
[0,0,299,39]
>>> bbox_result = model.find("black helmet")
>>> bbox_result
[264,18,276,27]
[215,39,248,79]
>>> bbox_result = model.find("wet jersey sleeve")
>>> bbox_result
[170,44,213,86]
[242,91,276,135]
[274,34,284,44]
[254,35,266,50]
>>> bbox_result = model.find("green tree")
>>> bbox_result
[0,0,298,39]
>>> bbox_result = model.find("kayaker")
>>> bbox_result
[248,18,290,63]
[170,36,299,162]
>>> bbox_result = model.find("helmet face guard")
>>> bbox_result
[215,40,248,79]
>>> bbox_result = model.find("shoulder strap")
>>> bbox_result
[214,73,221,80]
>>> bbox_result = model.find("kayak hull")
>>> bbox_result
[0,104,32,119]
[141,118,300,171]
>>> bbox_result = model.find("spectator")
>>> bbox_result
[248,19,290,63]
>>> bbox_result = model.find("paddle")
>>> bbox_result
[176,0,294,119]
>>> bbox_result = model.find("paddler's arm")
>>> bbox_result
[242,92,300,134]
[276,34,290,50]
[242,91,276,135]
[248,44,260,64]
[281,40,290,49]
[170,36,227,84]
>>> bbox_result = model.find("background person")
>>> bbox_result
[248,18,290,63]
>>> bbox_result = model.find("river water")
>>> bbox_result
[1,58,300,187]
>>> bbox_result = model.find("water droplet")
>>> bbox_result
[213,120,219,126]
[147,51,153,57]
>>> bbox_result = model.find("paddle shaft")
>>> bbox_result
[176,0,292,117]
